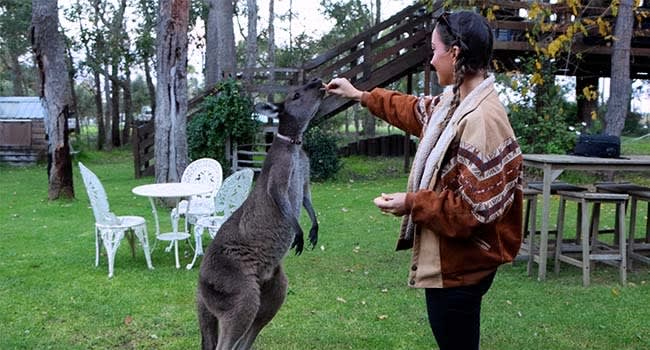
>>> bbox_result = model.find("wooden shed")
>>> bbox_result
[0,96,48,165]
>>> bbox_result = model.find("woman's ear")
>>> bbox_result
[451,45,460,60]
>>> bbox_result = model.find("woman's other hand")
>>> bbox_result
[325,78,363,101]
[373,192,409,216]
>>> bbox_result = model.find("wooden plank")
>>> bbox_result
[314,45,428,123]
[237,150,267,156]
[236,159,264,165]
[0,121,31,147]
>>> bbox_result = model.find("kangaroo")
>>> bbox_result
[197,78,324,350]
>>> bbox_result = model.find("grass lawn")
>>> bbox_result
[1,150,650,349]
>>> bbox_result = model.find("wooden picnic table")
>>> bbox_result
[522,154,650,281]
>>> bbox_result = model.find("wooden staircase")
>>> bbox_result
[301,2,436,124]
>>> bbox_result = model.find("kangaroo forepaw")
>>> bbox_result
[292,232,304,255]
[309,224,318,249]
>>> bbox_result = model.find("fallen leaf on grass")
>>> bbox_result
[124,315,133,325]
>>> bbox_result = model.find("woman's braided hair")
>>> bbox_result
[435,11,494,127]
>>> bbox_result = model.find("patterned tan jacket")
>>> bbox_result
[360,81,523,288]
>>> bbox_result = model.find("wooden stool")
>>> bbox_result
[526,182,588,277]
[527,181,588,194]
[595,182,650,194]
[520,188,540,276]
[627,190,650,267]
[595,183,650,268]
[554,191,628,287]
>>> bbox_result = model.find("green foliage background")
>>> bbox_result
[303,126,342,181]
[187,79,260,168]
[498,58,578,154]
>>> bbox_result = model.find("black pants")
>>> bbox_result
[425,271,496,350]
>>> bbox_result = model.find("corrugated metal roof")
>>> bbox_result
[0,97,46,120]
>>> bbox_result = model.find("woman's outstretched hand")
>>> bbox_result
[373,192,409,216]
[325,78,363,101]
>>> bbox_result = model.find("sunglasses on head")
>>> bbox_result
[435,11,467,50]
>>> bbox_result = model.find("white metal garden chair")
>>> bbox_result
[170,158,223,236]
[78,162,153,278]
[186,168,254,269]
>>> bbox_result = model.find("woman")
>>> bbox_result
[325,11,523,350]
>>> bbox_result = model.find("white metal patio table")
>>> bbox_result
[523,154,650,281]
[132,182,212,269]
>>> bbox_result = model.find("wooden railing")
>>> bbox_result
[304,2,436,124]
[133,120,155,178]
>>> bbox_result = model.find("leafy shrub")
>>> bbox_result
[187,79,260,167]
[623,111,646,136]
[303,126,342,181]
[497,58,578,154]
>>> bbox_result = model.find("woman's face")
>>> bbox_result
[430,27,455,86]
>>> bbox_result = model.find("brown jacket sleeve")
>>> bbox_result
[360,88,438,137]
[405,189,480,239]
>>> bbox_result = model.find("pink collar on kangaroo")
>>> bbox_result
[275,133,302,145]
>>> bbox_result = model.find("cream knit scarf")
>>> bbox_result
[400,75,495,242]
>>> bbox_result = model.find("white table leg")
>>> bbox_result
[148,197,160,236]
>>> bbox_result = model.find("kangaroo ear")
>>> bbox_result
[254,102,282,118]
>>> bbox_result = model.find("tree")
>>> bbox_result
[67,0,106,150]
[155,0,190,183]
[245,0,258,78]
[31,0,74,200]
[205,0,236,87]
[604,0,634,136]
[0,0,32,96]
[267,0,276,101]
[134,0,157,117]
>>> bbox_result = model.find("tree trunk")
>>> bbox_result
[267,0,275,101]
[604,0,634,136]
[363,113,376,137]
[31,0,74,200]
[121,69,133,144]
[93,69,105,150]
[205,0,235,87]
[375,0,381,25]
[110,73,121,147]
[245,0,258,80]
[103,63,112,151]
[143,55,156,116]
[64,39,80,134]
[155,0,189,183]
[576,76,598,128]
[10,53,26,95]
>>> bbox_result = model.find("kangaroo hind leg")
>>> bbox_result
[236,266,288,350]
[197,296,219,350]
[210,282,260,350]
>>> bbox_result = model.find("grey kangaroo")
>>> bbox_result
[197,78,324,350]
